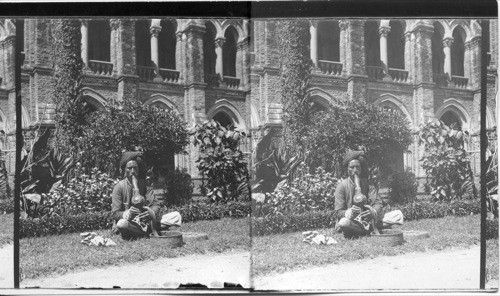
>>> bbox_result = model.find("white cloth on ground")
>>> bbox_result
[302,231,338,245]
[80,232,117,247]
[160,211,182,227]
[382,210,404,225]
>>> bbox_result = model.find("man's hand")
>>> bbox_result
[123,207,141,220]
[345,205,361,220]
[358,210,373,220]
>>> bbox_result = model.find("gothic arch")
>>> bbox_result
[207,99,246,130]
[448,20,475,42]
[435,99,471,131]
[0,108,7,132]
[80,88,107,111]
[205,20,224,39]
[307,88,340,109]
[373,94,413,127]
[21,104,30,129]
[249,100,260,128]
[144,94,180,114]
[221,21,245,42]
[486,105,495,129]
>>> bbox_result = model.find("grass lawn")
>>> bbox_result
[20,217,250,280]
[0,214,13,247]
[486,238,499,283]
[252,214,480,277]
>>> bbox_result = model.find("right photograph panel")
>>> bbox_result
[249,18,498,291]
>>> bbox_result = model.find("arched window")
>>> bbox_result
[88,20,111,62]
[364,21,380,67]
[317,20,340,62]
[203,22,217,75]
[223,26,238,77]
[440,110,462,130]
[451,27,466,77]
[432,22,445,74]
[387,20,405,69]
[158,20,176,70]
[213,111,234,129]
[135,20,151,67]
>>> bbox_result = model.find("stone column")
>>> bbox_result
[175,31,184,82]
[404,32,413,81]
[215,37,225,78]
[184,23,207,177]
[237,38,249,89]
[150,26,163,82]
[465,36,481,88]
[80,19,89,70]
[310,21,318,67]
[379,26,390,71]
[342,20,368,100]
[443,37,453,78]
[339,20,348,76]
[112,19,138,103]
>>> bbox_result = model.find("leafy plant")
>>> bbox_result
[277,20,314,154]
[260,165,338,217]
[305,100,413,180]
[78,99,189,178]
[39,164,118,218]
[0,147,11,199]
[486,145,498,218]
[388,169,418,205]
[191,120,249,202]
[418,120,477,201]
[163,168,193,206]
[253,144,302,194]
[20,129,79,218]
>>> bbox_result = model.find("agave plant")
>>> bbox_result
[20,129,79,218]
[486,145,498,219]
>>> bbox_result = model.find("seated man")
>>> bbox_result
[334,151,383,238]
[111,151,161,239]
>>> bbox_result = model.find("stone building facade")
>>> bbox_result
[0,18,497,185]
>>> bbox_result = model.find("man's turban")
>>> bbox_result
[120,151,146,178]
[343,150,368,178]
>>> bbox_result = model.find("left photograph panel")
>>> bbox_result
[17,18,252,289]
[0,18,15,289]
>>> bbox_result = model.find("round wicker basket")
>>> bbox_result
[151,231,183,248]
[370,229,404,246]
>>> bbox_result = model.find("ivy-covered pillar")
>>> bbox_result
[183,21,206,177]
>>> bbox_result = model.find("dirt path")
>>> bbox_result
[0,244,13,288]
[21,251,251,289]
[18,245,498,291]
[254,245,496,291]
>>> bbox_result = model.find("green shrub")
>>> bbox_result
[20,201,251,238]
[20,211,111,238]
[419,120,477,201]
[252,199,481,236]
[0,198,13,214]
[163,201,251,223]
[79,99,189,178]
[486,218,499,240]
[262,166,337,216]
[305,100,413,179]
[40,165,117,217]
[191,120,249,202]
[388,169,418,205]
[163,168,193,206]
